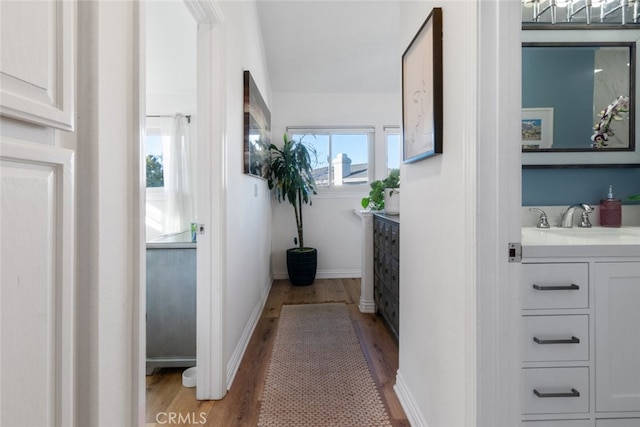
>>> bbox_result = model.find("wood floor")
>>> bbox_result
[145,278,409,426]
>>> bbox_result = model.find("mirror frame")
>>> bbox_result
[522,27,640,167]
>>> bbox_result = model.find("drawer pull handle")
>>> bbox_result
[532,284,580,291]
[533,388,580,398]
[533,336,580,345]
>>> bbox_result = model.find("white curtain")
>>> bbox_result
[162,115,194,234]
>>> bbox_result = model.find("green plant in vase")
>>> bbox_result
[267,133,318,286]
[361,169,400,211]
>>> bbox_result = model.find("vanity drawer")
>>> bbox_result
[523,420,590,427]
[596,419,640,427]
[523,367,589,415]
[522,263,589,310]
[522,315,589,362]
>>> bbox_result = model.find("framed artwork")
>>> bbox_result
[402,7,443,163]
[521,107,554,150]
[244,70,271,178]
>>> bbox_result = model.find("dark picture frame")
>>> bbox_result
[243,70,271,178]
[402,7,443,163]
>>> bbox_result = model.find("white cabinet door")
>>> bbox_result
[0,0,74,130]
[595,262,640,413]
[0,139,75,426]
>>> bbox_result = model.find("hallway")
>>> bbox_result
[145,278,409,426]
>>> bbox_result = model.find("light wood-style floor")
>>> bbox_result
[145,278,409,426]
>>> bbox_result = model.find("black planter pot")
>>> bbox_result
[286,247,317,286]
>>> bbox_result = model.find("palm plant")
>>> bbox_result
[267,133,317,250]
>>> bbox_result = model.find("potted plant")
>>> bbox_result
[267,133,318,286]
[361,169,400,214]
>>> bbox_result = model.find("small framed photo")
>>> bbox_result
[402,7,443,163]
[521,107,554,150]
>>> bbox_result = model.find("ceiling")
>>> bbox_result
[255,0,402,94]
[146,1,197,96]
[146,0,401,96]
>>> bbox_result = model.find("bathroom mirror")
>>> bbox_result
[522,28,640,166]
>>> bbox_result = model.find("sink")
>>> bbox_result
[522,226,640,246]
[539,227,640,237]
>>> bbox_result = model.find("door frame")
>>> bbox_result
[137,1,227,417]
[182,0,227,400]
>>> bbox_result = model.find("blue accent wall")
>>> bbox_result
[522,167,640,206]
[522,47,595,149]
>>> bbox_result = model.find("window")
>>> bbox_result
[145,128,164,188]
[288,128,373,188]
[385,126,401,175]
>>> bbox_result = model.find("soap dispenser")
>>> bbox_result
[599,184,622,227]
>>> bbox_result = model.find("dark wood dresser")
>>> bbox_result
[373,213,399,339]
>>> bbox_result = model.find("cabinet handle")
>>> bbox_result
[533,336,580,345]
[533,388,580,398]
[532,284,580,291]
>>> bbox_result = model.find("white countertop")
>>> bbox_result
[522,226,640,258]
[147,231,196,249]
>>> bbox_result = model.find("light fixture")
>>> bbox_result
[522,0,640,24]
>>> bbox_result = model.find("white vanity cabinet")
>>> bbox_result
[594,262,640,413]
[520,230,640,426]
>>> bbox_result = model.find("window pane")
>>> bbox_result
[289,130,370,188]
[145,134,164,187]
[331,134,368,186]
[292,133,330,187]
[387,133,401,173]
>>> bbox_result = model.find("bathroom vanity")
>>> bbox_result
[146,232,196,375]
[521,227,640,426]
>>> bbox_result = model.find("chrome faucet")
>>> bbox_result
[560,204,593,228]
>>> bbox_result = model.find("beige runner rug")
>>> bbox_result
[258,303,392,427]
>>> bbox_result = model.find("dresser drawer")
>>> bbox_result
[522,315,589,362]
[523,367,589,415]
[522,263,589,310]
[389,222,399,259]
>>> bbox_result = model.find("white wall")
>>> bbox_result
[395,2,478,426]
[271,92,400,277]
[218,0,274,384]
[394,2,522,427]
[75,1,141,424]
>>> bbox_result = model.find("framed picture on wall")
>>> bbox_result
[243,70,271,178]
[402,7,443,163]
[521,107,554,150]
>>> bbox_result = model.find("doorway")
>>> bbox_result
[140,0,227,414]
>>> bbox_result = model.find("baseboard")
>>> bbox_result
[358,297,376,313]
[226,277,273,389]
[272,268,361,280]
[394,369,429,427]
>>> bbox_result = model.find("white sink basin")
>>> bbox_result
[522,226,640,246]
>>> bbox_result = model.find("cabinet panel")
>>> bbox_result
[0,0,74,130]
[522,263,589,310]
[595,262,640,413]
[523,367,589,415]
[0,141,75,426]
[523,315,589,362]
[146,248,197,373]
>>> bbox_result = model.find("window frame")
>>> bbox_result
[286,126,374,193]
[384,126,401,177]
